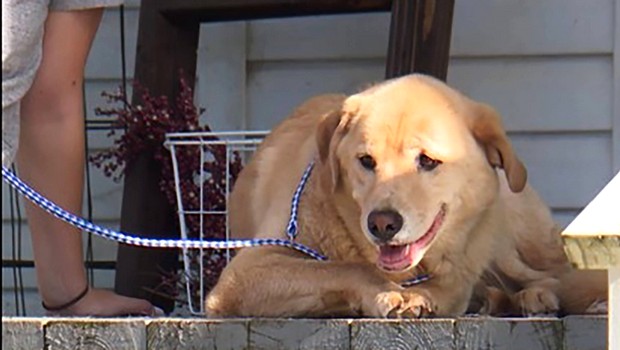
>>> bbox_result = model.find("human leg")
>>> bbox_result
[16,8,157,316]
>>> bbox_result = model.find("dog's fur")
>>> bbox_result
[206,74,607,318]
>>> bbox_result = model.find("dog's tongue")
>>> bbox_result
[378,244,419,271]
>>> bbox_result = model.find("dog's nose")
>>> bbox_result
[367,209,404,241]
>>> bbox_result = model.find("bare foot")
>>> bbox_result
[45,288,164,317]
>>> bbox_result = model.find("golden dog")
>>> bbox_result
[206,74,607,318]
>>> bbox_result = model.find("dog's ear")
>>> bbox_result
[316,108,351,192]
[468,103,527,193]
[316,109,342,163]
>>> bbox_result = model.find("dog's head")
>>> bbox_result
[316,74,526,272]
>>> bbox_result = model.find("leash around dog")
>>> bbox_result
[1,165,431,287]
[1,165,326,259]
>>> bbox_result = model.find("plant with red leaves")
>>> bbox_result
[90,76,243,310]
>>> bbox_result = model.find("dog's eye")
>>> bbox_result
[358,154,376,171]
[418,153,442,171]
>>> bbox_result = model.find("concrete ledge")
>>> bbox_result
[1,316,607,350]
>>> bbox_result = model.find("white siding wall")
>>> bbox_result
[3,0,619,315]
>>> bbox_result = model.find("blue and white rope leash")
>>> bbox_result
[1,165,326,260]
[286,161,315,240]
[1,164,430,286]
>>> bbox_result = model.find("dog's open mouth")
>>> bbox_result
[378,204,446,272]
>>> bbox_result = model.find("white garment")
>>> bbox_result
[1,0,122,167]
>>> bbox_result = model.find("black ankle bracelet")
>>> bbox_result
[42,285,89,312]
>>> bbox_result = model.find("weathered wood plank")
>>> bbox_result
[0,317,613,349]
[351,319,455,350]
[248,319,350,350]
[44,318,146,350]
[147,318,248,350]
[1,317,44,350]
[563,236,620,270]
[563,315,607,350]
[455,317,563,350]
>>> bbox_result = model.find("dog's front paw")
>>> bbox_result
[512,286,559,316]
[371,290,435,318]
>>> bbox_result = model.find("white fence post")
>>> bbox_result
[562,172,620,350]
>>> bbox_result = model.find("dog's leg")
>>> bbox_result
[205,247,428,318]
[492,249,562,315]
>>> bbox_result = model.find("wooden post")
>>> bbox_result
[562,172,620,350]
[114,2,200,313]
[385,0,454,81]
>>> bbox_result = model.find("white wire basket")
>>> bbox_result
[164,130,268,315]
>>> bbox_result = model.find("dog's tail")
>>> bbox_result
[557,269,608,315]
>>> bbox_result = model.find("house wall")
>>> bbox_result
[3,0,619,315]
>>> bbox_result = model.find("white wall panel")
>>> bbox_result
[247,59,384,130]
[449,56,613,132]
[247,0,613,61]
[512,132,613,208]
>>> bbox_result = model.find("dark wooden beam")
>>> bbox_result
[114,2,200,313]
[156,0,392,23]
[385,0,454,80]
